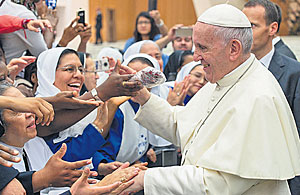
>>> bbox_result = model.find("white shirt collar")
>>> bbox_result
[272,36,281,46]
[259,47,275,69]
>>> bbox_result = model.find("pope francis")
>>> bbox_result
[123,4,300,195]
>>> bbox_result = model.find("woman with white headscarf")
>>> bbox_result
[125,42,176,166]
[124,40,169,70]
[96,53,168,172]
[165,61,207,107]
[35,47,110,171]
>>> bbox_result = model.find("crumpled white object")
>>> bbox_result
[129,66,166,88]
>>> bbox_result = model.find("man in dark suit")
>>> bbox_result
[273,3,297,60]
[243,1,300,194]
[95,8,103,44]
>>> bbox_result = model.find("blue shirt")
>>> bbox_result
[123,34,162,52]
[44,124,106,167]
[94,108,124,164]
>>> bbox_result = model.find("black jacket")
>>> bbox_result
[274,39,297,60]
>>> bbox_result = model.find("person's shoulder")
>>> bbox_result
[123,37,135,51]
[153,34,162,41]
[275,52,300,73]
[8,3,36,19]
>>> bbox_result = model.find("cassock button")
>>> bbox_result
[211,97,215,101]
[216,86,221,91]
[207,110,210,113]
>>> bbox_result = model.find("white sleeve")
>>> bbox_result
[14,29,47,57]
[144,166,261,195]
[135,94,183,146]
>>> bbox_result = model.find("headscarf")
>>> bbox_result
[176,61,202,82]
[123,42,171,147]
[36,47,97,143]
[122,53,160,70]
[163,50,193,81]
[97,47,123,62]
[123,40,160,61]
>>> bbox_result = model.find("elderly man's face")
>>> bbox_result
[242,6,270,58]
[172,36,193,51]
[193,22,229,83]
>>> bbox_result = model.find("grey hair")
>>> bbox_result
[0,80,14,126]
[213,26,253,54]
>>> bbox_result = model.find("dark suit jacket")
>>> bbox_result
[0,165,34,194]
[274,39,297,61]
[269,51,300,195]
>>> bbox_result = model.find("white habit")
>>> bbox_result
[135,54,300,194]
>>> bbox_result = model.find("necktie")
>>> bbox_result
[22,149,30,171]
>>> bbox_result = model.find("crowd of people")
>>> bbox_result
[0,0,300,194]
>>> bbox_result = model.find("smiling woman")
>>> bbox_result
[54,49,84,94]
[35,47,111,174]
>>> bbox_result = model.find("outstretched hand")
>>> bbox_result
[27,19,53,32]
[0,143,21,167]
[7,56,36,81]
[43,91,101,110]
[1,96,54,126]
[39,143,97,187]
[98,161,124,176]
[70,167,121,195]
[96,61,143,101]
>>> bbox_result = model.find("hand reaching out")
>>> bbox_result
[7,56,36,81]
[37,143,98,188]
[70,167,121,195]
[27,19,53,32]
[98,161,124,176]
[0,96,54,126]
[0,143,21,167]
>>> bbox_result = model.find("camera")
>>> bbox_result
[175,27,193,37]
[77,8,86,26]
[94,58,109,72]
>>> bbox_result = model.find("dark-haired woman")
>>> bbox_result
[123,11,162,52]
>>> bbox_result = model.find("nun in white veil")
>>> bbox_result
[124,42,174,158]
[35,47,107,169]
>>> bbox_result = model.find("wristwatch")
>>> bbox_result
[91,88,101,101]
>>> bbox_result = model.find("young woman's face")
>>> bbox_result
[1,87,36,147]
[137,16,151,36]
[54,53,85,93]
[188,65,207,96]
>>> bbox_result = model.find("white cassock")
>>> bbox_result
[135,54,300,195]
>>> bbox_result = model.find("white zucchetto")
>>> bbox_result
[197,4,251,28]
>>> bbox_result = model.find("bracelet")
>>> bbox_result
[157,19,164,27]
[22,19,33,29]
[92,123,103,134]
[91,88,101,101]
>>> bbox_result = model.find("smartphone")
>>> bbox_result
[77,8,86,25]
[175,27,193,37]
[94,58,109,72]
[148,0,157,11]
[45,0,57,10]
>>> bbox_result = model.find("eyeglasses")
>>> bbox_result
[85,70,98,75]
[57,65,85,74]
[137,21,151,25]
